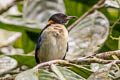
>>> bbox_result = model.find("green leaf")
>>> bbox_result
[22,32,36,53]
[87,63,112,80]
[17,3,23,13]
[105,36,118,50]
[26,31,39,43]
[9,55,36,68]
[69,64,93,79]
[105,30,120,50]
[99,18,120,52]
[0,15,41,32]
[64,0,98,17]
[23,0,65,25]
[15,69,59,80]
[67,11,110,59]
[63,0,98,26]
[0,56,17,75]
[13,31,39,53]
[15,64,87,80]
[0,51,3,55]
[98,45,111,53]
[64,0,119,23]
[51,64,66,80]
[15,69,39,80]
[64,0,119,53]
[13,36,23,48]
[100,7,119,23]
[38,69,59,80]
[51,65,85,80]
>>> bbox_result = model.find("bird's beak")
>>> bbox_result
[66,16,77,20]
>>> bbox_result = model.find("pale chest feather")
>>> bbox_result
[38,24,68,62]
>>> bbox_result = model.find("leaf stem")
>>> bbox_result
[110,16,120,40]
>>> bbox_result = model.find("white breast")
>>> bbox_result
[38,24,68,62]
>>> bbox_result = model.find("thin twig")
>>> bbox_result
[69,57,120,64]
[110,16,120,40]
[109,0,120,40]
[95,50,120,60]
[67,0,105,32]
[0,0,21,15]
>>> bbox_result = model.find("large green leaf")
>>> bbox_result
[105,37,118,50]
[13,31,39,54]
[26,31,39,43]
[0,55,18,75]
[9,55,36,68]
[69,64,93,79]
[15,69,60,80]
[64,0,98,17]
[0,15,41,32]
[64,0,119,23]
[51,64,85,80]
[66,11,110,59]
[15,65,85,80]
[100,7,119,23]
[17,3,23,13]
[98,44,111,53]
[87,63,112,80]
[13,31,37,54]
[38,69,59,80]
[99,28,120,52]
[23,0,65,26]
[63,0,98,26]
[15,69,39,80]
[13,36,23,49]
[98,1,120,52]
[22,32,36,53]
[64,0,119,54]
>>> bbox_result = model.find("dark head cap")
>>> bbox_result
[48,13,76,25]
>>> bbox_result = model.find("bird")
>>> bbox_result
[35,13,76,64]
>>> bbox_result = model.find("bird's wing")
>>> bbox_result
[63,42,68,60]
[35,24,51,64]
[35,35,42,64]
[66,42,69,52]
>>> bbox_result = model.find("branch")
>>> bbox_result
[33,50,120,69]
[67,0,105,32]
[33,60,69,69]
[0,0,21,15]
[69,57,120,64]
[33,57,120,69]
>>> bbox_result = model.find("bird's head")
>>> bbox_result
[48,13,76,25]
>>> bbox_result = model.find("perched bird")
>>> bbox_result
[35,13,75,64]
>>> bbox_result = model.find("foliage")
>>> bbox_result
[0,0,120,80]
